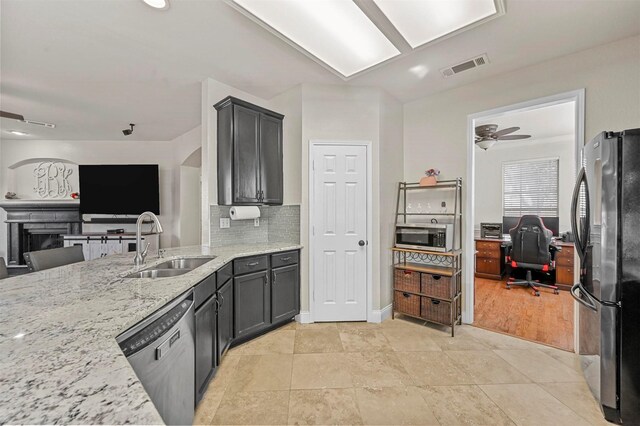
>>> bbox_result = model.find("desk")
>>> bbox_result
[474,238,576,290]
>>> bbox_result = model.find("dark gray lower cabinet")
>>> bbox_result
[195,295,217,403]
[271,264,299,324]
[234,270,270,338]
[217,279,233,361]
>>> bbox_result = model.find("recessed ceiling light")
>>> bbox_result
[142,0,169,10]
[409,64,429,79]
[8,130,30,136]
[231,0,400,78]
[372,0,501,48]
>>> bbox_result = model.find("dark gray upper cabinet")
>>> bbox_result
[215,96,284,206]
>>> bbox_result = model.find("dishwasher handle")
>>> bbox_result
[155,329,181,360]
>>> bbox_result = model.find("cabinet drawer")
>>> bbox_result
[394,291,421,317]
[234,255,268,275]
[556,266,575,285]
[394,269,421,293]
[217,262,233,288]
[421,297,455,326]
[476,258,501,275]
[271,250,298,268]
[476,249,501,259]
[556,248,575,267]
[421,273,454,300]
[476,241,501,251]
[194,274,216,309]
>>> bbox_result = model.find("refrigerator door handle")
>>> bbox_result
[571,167,590,262]
[571,282,598,311]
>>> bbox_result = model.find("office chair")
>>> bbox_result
[505,215,560,297]
[0,257,8,279]
[23,245,85,272]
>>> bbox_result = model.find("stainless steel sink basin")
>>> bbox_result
[153,257,216,270]
[126,268,192,279]
[123,256,216,279]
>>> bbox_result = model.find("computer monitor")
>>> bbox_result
[503,216,560,236]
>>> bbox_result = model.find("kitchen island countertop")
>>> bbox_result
[0,243,301,424]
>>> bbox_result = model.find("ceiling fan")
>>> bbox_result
[1,110,56,128]
[475,124,530,150]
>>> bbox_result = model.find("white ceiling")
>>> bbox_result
[477,101,576,145]
[1,0,639,141]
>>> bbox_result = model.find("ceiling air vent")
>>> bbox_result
[440,54,489,78]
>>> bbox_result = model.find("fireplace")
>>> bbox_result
[0,200,81,272]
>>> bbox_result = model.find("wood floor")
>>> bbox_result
[473,277,574,352]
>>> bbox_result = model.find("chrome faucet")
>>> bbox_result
[134,211,164,267]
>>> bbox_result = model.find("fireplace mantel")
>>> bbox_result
[0,200,81,270]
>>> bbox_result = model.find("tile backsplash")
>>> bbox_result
[209,205,300,247]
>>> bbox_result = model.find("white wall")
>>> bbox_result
[404,35,640,317]
[474,135,576,233]
[171,125,202,246]
[0,139,177,259]
[299,84,403,315]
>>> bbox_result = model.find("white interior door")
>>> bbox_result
[312,144,368,322]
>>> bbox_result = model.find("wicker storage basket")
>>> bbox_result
[394,269,421,293]
[394,291,421,317]
[421,273,454,299]
[421,296,452,325]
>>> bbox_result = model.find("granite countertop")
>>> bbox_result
[0,243,302,424]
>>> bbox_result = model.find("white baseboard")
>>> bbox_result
[369,304,393,323]
[295,311,312,324]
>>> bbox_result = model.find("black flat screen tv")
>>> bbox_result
[79,165,160,215]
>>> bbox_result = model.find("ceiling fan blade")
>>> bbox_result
[498,134,531,140]
[0,110,25,121]
[493,126,520,137]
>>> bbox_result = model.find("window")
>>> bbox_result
[502,158,559,217]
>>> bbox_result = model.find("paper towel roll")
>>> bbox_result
[229,206,261,220]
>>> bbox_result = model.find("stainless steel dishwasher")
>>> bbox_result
[117,291,195,425]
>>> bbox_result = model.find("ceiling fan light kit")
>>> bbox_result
[474,124,531,150]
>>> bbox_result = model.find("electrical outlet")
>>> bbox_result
[220,218,230,229]
[254,217,260,227]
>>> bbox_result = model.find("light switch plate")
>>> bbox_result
[254,217,260,227]
[220,218,230,229]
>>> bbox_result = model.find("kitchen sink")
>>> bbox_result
[123,256,216,279]
[126,268,193,279]
[153,257,216,270]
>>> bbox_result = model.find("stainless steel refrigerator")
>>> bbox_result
[571,128,640,424]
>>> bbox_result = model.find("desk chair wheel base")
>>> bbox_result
[506,270,559,297]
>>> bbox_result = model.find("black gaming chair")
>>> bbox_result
[505,215,560,297]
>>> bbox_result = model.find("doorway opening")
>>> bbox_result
[465,90,584,351]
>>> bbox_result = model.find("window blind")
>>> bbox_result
[503,158,559,217]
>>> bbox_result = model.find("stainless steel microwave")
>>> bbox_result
[395,223,454,252]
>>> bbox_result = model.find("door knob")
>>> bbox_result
[358,240,365,247]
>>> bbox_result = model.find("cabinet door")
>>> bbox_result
[217,279,233,361]
[88,240,105,260]
[259,113,283,205]
[233,104,261,204]
[234,270,270,338]
[271,264,299,324]
[195,295,217,403]
[105,240,123,257]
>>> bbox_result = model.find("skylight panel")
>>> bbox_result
[231,0,401,78]
[372,0,499,48]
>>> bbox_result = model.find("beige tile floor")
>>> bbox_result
[194,316,608,425]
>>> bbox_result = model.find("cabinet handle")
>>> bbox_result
[280,257,292,262]
[248,261,260,267]
[214,296,220,313]
[263,275,269,286]
[272,273,277,286]
[402,292,411,298]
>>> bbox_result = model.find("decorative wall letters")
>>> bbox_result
[33,162,73,198]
